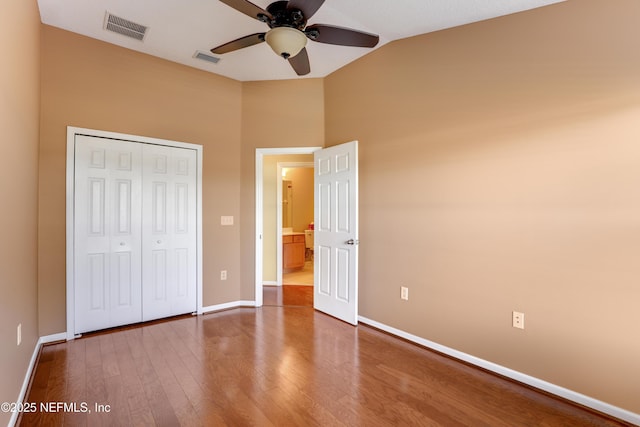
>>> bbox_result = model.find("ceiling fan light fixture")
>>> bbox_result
[264,26,307,59]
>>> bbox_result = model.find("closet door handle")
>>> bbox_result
[345,239,359,245]
[157,240,162,244]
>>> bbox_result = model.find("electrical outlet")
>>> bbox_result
[400,286,409,301]
[220,270,227,280]
[17,324,22,346]
[512,311,525,329]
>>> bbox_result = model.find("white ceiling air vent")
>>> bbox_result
[194,51,221,64]
[104,12,148,41]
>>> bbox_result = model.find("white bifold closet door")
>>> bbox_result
[74,135,196,334]
[141,143,197,322]
[74,136,143,333]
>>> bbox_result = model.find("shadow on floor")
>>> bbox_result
[263,285,313,307]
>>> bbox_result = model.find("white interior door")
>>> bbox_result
[74,134,198,334]
[314,141,359,325]
[141,144,197,321]
[74,136,143,333]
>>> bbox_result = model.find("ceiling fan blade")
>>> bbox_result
[288,47,310,76]
[211,33,266,54]
[286,0,325,20]
[218,0,273,21]
[306,24,379,48]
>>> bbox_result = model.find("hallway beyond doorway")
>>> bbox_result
[283,260,313,286]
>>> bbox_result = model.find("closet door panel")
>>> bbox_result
[74,136,143,334]
[142,144,197,321]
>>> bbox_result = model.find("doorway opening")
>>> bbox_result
[265,162,314,307]
[279,162,314,287]
[256,141,359,324]
[255,148,320,308]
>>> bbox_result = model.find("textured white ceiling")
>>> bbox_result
[37,0,565,82]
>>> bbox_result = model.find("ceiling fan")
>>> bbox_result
[211,0,380,76]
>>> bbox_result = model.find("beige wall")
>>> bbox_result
[262,155,313,282]
[325,0,640,414]
[38,25,244,334]
[0,0,40,424]
[287,167,314,233]
[240,80,324,296]
[9,0,637,418]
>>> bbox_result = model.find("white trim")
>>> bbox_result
[40,332,67,344]
[65,131,75,341]
[9,333,69,426]
[66,126,204,339]
[255,148,321,308]
[262,281,278,286]
[276,161,313,287]
[358,316,640,426]
[195,144,204,315]
[202,300,256,314]
[255,150,263,307]
[9,340,41,427]
[276,163,283,287]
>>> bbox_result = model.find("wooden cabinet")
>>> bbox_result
[283,234,305,270]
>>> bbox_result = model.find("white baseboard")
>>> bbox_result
[202,300,256,314]
[9,332,68,427]
[358,316,640,426]
[263,281,278,286]
[39,332,67,344]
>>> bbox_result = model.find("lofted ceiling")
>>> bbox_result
[37,0,564,82]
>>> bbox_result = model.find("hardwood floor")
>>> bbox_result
[263,285,314,307]
[20,307,632,427]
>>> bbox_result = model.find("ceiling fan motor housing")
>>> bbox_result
[265,1,307,30]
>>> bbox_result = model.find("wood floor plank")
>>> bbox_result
[19,346,52,427]
[85,358,109,425]
[20,307,635,427]
[40,343,70,427]
[161,325,229,426]
[145,323,204,427]
[131,328,182,426]
[114,330,156,426]
[61,338,88,427]
[98,334,120,379]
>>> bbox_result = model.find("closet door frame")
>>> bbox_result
[65,126,203,340]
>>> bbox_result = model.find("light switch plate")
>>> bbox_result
[221,216,234,226]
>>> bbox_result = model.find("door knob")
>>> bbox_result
[346,239,359,245]
[119,242,125,246]
[157,240,162,244]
